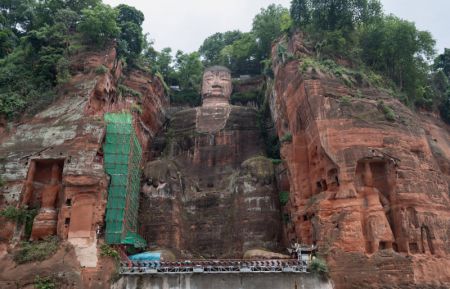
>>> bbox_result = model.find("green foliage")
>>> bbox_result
[118,84,142,98]
[252,4,289,60]
[230,91,259,104]
[290,0,311,28]
[301,57,382,88]
[0,175,4,187]
[361,16,435,103]
[434,48,450,77]
[340,95,352,106]
[280,133,293,143]
[115,5,145,63]
[56,57,71,84]
[220,32,260,75]
[130,103,142,114]
[309,257,329,277]
[170,90,201,107]
[155,71,170,95]
[173,51,204,91]
[0,0,35,34]
[0,28,18,58]
[14,237,59,264]
[199,30,243,66]
[117,21,144,62]
[198,3,291,76]
[271,159,283,165]
[279,191,289,206]
[100,244,120,261]
[95,65,109,75]
[153,47,173,82]
[439,90,450,124]
[116,4,144,26]
[78,4,119,47]
[377,101,396,121]
[0,1,147,121]
[0,206,37,226]
[34,276,55,289]
[291,0,382,32]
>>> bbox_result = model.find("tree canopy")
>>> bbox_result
[0,0,147,120]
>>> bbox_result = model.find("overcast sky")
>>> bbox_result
[103,0,449,54]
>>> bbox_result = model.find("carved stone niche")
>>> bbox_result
[67,193,97,240]
[21,159,65,240]
[394,207,436,255]
[354,158,397,254]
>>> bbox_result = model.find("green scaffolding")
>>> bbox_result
[103,113,146,248]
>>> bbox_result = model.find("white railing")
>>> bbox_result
[120,259,310,275]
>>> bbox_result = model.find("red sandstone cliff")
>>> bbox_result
[0,46,168,289]
[270,33,450,289]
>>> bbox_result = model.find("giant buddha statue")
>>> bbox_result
[140,66,284,259]
[201,66,232,107]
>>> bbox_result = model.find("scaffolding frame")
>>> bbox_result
[104,113,146,248]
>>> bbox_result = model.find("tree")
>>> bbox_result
[252,4,289,60]
[154,47,173,81]
[115,5,145,62]
[117,21,143,61]
[199,30,243,66]
[0,0,36,34]
[309,0,382,31]
[78,4,119,47]
[360,16,435,101]
[116,4,144,26]
[434,48,450,77]
[220,32,259,75]
[173,51,203,91]
[54,8,79,32]
[290,0,382,32]
[439,89,450,124]
[290,0,311,28]
[0,28,17,57]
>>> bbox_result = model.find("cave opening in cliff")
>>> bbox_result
[22,159,65,209]
[21,159,65,240]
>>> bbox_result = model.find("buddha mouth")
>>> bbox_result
[211,85,223,94]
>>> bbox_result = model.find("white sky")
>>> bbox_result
[103,0,449,54]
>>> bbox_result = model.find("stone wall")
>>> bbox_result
[112,274,332,289]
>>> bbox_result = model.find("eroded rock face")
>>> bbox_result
[140,67,283,258]
[0,47,168,289]
[270,33,450,289]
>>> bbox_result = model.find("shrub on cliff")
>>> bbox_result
[34,276,56,289]
[100,244,120,261]
[0,206,37,225]
[377,101,396,122]
[309,257,329,278]
[280,133,293,143]
[14,237,59,264]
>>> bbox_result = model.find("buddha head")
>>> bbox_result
[201,66,232,106]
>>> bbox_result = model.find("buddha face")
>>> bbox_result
[201,68,232,101]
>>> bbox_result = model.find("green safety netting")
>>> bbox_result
[103,113,146,248]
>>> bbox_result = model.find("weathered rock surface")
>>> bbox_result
[0,47,168,289]
[270,33,450,289]
[141,104,283,259]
